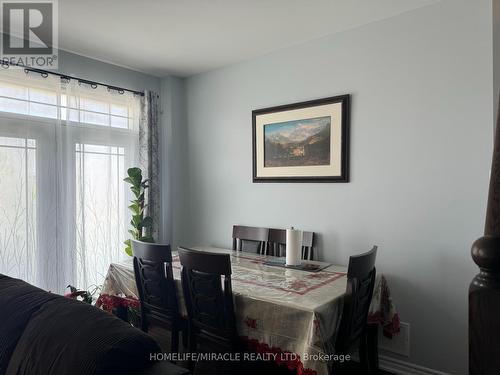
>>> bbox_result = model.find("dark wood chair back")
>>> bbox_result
[178,247,238,349]
[267,228,316,260]
[334,246,378,354]
[132,240,181,329]
[232,225,269,254]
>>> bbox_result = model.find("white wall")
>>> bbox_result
[173,1,494,373]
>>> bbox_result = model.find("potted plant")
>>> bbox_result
[123,167,154,256]
[65,285,99,304]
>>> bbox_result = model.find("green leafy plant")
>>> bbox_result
[123,167,154,256]
[65,285,99,305]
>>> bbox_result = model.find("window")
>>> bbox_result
[76,144,126,288]
[62,95,131,128]
[0,136,36,285]
[0,70,140,292]
[0,78,136,129]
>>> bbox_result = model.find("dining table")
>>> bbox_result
[97,246,399,375]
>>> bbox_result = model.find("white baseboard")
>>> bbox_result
[379,355,451,375]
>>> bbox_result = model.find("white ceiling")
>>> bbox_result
[59,0,438,77]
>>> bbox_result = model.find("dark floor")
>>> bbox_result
[148,325,394,375]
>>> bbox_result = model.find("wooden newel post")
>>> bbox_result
[470,102,500,374]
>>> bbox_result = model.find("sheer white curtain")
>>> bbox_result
[0,68,140,293]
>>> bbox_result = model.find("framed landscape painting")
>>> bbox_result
[252,94,350,182]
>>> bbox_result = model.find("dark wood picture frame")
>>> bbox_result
[252,94,350,183]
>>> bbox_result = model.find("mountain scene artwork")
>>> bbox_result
[264,116,331,167]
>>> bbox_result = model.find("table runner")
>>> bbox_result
[98,246,399,375]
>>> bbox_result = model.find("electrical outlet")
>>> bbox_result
[378,322,410,357]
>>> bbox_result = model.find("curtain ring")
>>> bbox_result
[1,61,9,69]
[41,72,48,78]
[91,83,97,89]
[118,89,124,95]
[24,68,30,74]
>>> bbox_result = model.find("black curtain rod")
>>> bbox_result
[1,61,145,96]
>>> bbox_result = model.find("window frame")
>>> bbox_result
[0,96,138,290]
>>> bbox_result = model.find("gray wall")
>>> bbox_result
[494,0,500,116]
[175,0,494,373]
[0,35,161,92]
[57,50,160,93]
[160,76,187,244]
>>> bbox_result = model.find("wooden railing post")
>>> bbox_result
[470,101,500,374]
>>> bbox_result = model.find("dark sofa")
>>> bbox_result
[0,274,189,375]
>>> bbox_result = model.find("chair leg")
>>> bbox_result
[181,328,188,350]
[140,315,149,333]
[367,324,379,373]
[330,357,345,375]
[171,329,179,354]
[359,333,372,375]
[187,332,197,372]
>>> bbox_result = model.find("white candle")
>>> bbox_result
[286,227,303,266]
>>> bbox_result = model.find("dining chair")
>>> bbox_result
[267,228,316,260]
[178,247,241,367]
[232,225,269,254]
[331,246,378,374]
[132,240,187,353]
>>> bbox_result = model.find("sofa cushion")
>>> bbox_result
[3,278,162,375]
[0,276,60,375]
[140,362,190,375]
